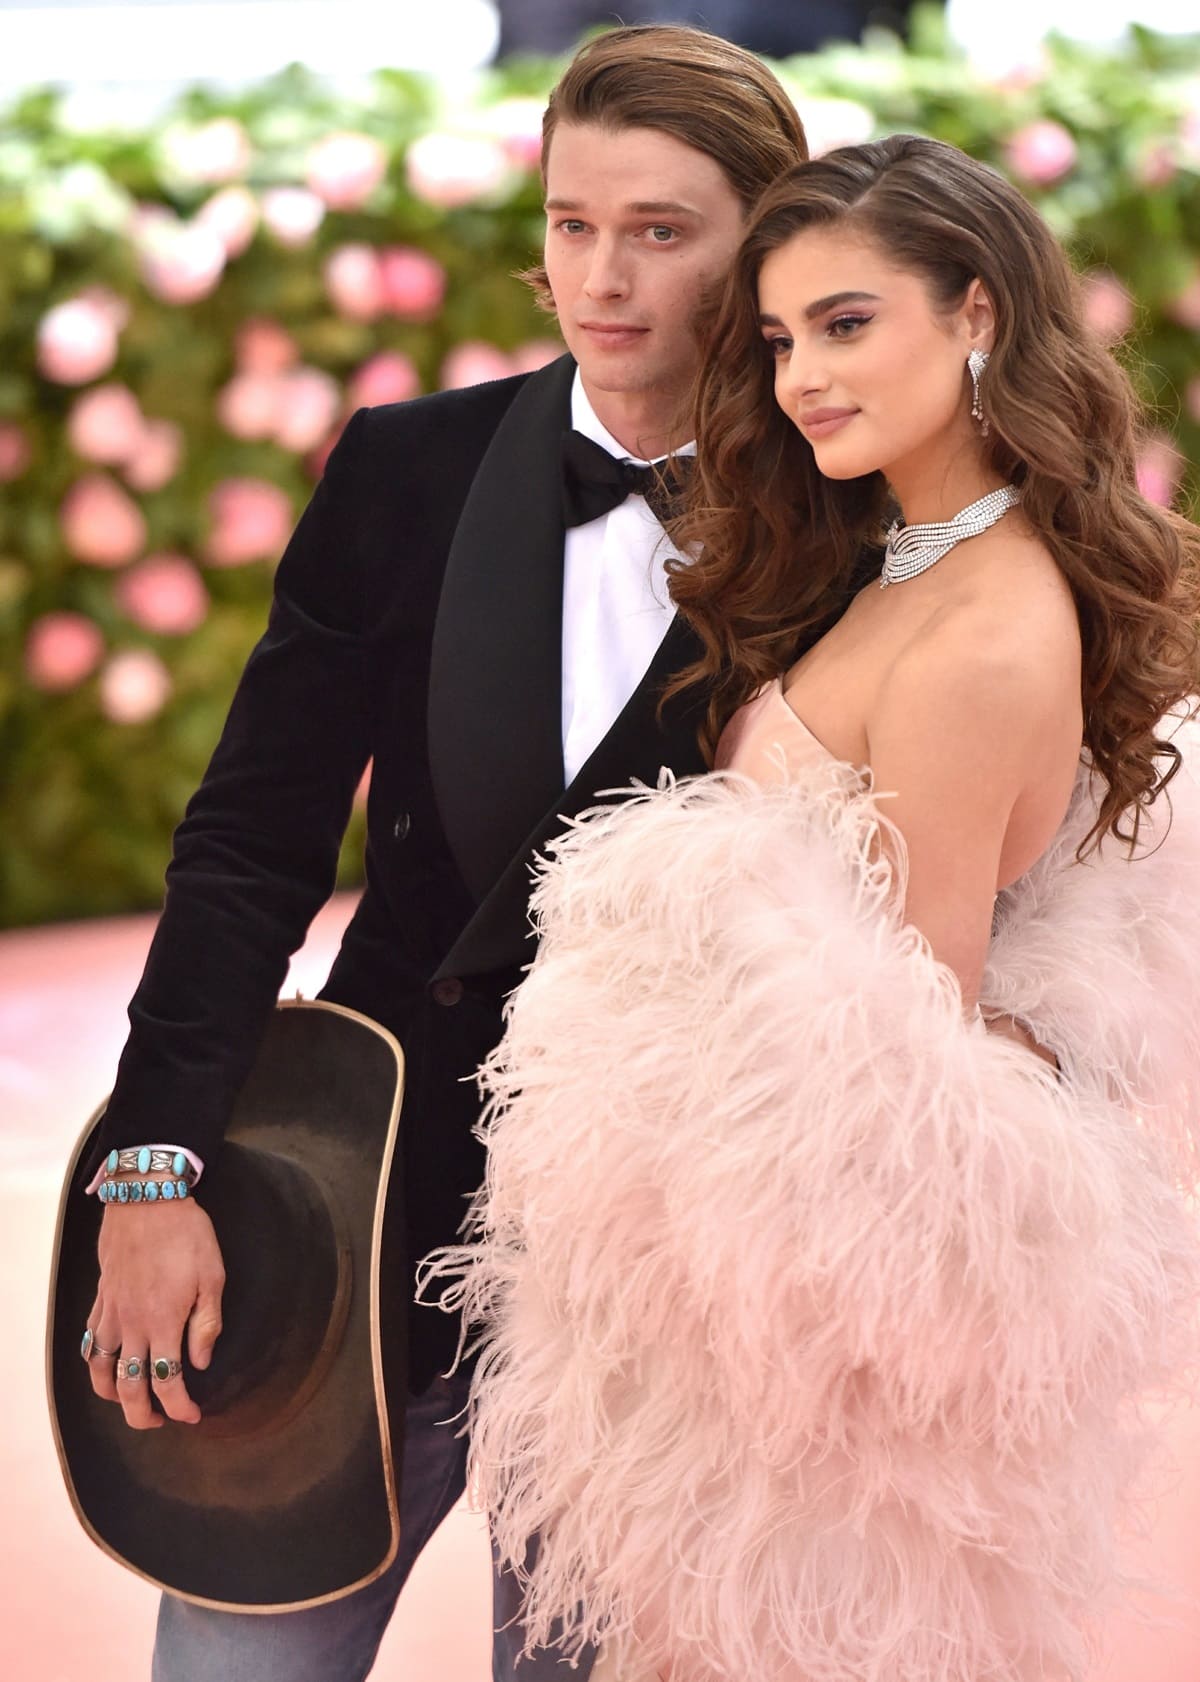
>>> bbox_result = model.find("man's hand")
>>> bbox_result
[86,1199,225,1429]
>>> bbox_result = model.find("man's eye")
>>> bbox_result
[648,226,677,243]
[556,219,587,235]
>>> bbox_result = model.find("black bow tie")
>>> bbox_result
[561,429,694,529]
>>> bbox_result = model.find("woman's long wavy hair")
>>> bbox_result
[666,134,1200,853]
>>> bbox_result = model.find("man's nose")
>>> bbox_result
[583,235,630,300]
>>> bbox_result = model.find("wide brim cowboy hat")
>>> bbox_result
[46,999,408,1612]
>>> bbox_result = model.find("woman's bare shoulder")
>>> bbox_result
[880,532,1081,747]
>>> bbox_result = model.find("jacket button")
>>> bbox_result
[393,813,411,841]
[430,978,464,1007]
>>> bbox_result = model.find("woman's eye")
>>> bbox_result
[828,314,872,338]
[765,336,792,358]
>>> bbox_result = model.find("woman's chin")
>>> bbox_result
[806,436,882,482]
[813,453,879,482]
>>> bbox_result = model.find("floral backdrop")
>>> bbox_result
[2,14,1199,926]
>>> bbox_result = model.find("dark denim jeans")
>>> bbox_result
[152,1373,596,1681]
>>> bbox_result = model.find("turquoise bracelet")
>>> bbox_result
[105,1146,194,1181]
[98,1177,190,1205]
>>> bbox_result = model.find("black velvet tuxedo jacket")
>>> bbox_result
[94,353,710,1391]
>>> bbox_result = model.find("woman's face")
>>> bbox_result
[756,225,991,484]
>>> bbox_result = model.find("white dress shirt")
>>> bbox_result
[561,371,695,785]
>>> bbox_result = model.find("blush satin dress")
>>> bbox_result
[713,674,836,783]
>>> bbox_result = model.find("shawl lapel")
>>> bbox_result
[433,612,707,981]
[428,350,710,981]
[427,354,575,907]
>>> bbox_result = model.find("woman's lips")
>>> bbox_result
[801,410,858,440]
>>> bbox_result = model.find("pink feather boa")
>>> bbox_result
[423,730,1200,1682]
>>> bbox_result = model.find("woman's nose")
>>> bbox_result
[776,349,830,403]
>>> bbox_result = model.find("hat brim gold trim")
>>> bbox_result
[45,998,406,1613]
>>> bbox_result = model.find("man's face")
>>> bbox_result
[542,122,746,417]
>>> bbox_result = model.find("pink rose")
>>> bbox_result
[987,55,1048,95]
[440,341,514,390]
[196,185,259,258]
[128,201,176,248]
[235,318,299,375]
[510,339,563,374]
[99,649,173,724]
[0,420,32,482]
[275,367,342,454]
[138,218,226,305]
[37,296,120,385]
[380,246,446,320]
[66,383,145,465]
[488,97,545,171]
[1167,270,1200,332]
[217,366,340,451]
[261,187,326,248]
[324,244,386,322]
[405,132,510,209]
[217,372,286,441]
[1081,271,1134,344]
[206,477,293,566]
[124,419,183,492]
[1182,110,1200,166]
[1135,434,1183,509]
[1135,141,1177,189]
[77,285,130,333]
[24,611,105,692]
[116,553,209,636]
[348,351,421,410]
[61,473,147,566]
[306,131,388,211]
[162,117,251,186]
[1005,120,1077,186]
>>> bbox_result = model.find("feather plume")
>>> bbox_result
[421,735,1200,1682]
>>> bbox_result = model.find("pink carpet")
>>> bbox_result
[2,903,1198,1680]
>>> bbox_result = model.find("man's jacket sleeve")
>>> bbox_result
[91,408,379,1171]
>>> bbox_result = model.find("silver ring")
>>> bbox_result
[116,1355,149,1382]
[151,1357,183,1383]
[81,1327,119,1363]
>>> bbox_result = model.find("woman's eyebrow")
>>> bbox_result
[802,289,882,319]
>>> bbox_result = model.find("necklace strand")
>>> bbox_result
[880,485,1021,589]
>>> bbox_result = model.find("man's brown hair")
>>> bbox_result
[524,25,808,308]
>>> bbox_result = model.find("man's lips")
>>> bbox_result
[799,407,858,439]
[577,323,650,346]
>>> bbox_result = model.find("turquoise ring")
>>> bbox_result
[116,1355,148,1382]
[80,1327,118,1363]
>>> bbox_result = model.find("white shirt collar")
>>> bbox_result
[570,368,697,465]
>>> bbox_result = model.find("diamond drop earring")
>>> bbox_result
[967,349,990,437]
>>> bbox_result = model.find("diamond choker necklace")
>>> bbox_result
[880,485,1021,589]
